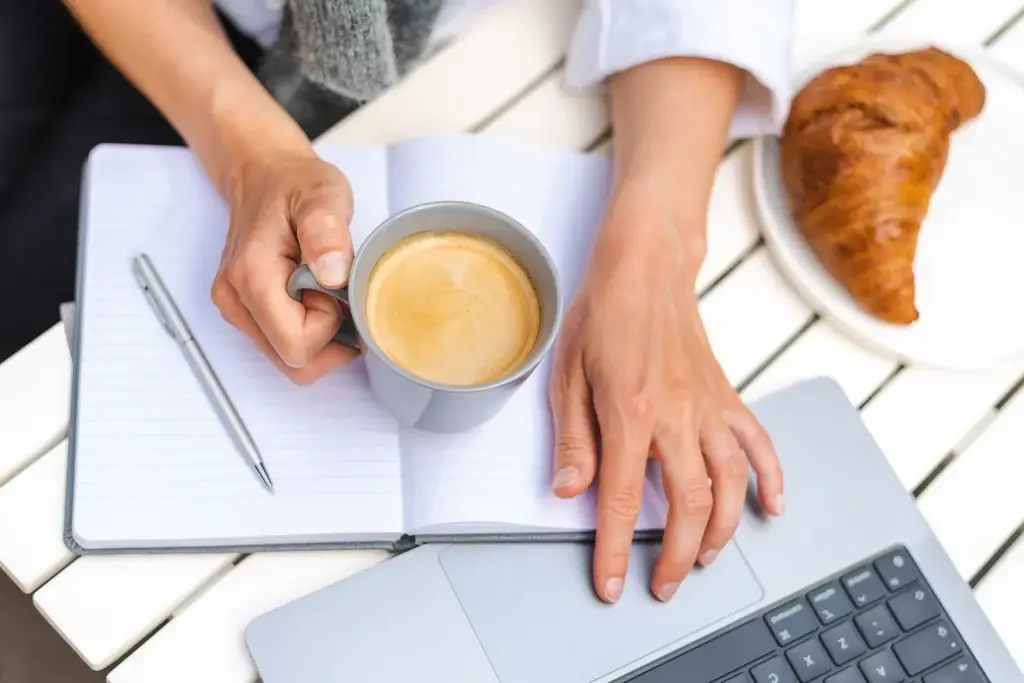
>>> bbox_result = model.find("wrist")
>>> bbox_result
[599,177,708,282]
[208,78,314,200]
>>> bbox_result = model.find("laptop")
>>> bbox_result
[244,377,1023,683]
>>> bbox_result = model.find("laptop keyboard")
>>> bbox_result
[623,546,986,683]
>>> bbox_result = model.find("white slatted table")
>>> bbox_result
[0,0,1021,680]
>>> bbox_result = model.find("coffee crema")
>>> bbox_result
[365,231,541,386]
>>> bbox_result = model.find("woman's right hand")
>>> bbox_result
[211,147,361,384]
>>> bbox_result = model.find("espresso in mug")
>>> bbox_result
[364,230,541,386]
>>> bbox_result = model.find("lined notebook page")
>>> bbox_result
[386,134,667,534]
[72,144,404,549]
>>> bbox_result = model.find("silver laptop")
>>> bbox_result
[244,377,1022,683]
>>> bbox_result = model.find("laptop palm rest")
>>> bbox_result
[438,540,763,682]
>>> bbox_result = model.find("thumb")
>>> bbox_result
[294,184,355,288]
[549,352,598,498]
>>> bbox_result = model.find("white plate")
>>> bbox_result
[753,37,1024,370]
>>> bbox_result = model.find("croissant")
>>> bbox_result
[779,47,986,324]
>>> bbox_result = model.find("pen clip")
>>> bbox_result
[141,286,177,340]
[132,255,178,340]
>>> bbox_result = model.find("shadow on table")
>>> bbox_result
[0,571,107,683]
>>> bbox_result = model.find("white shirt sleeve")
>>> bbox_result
[564,0,794,139]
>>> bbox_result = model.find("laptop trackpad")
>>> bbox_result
[439,541,763,683]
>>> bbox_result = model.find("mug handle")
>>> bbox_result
[285,265,360,349]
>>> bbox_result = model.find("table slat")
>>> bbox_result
[317,0,580,146]
[742,321,895,406]
[700,249,811,387]
[0,325,71,487]
[861,367,1022,490]
[106,551,387,683]
[791,0,915,61]
[0,441,73,592]
[878,0,1023,41]
[483,72,608,150]
[975,537,1024,669]
[991,11,1024,58]
[916,387,1024,580]
[33,554,237,670]
[697,145,762,293]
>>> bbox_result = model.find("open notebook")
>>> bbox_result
[67,133,672,553]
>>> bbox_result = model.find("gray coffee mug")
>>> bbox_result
[286,201,562,433]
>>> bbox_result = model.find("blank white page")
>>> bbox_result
[385,134,667,533]
[72,144,404,549]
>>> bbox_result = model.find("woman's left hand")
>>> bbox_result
[548,178,784,604]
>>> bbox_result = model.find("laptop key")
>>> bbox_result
[888,586,941,631]
[809,583,854,625]
[765,600,818,646]
[821,621,867,665]
[875,551,919,591]
[860,649,907,682]
[855,604,900,648]
[893,621,961,675]
[751,656,799,683]
[785,638,832,681]
[826,667,868,683]
[922,657,985,683]
[843,566,888,607]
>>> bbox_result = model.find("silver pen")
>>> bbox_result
[131,253,275,493]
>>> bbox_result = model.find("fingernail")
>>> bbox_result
[551,466,579,490]
[656,582,679,602]
[699,549,719,566]
[773,494,785,515]
[311,250,351,287]
[604,578,624,603]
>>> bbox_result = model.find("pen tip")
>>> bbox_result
[254,462,275,494]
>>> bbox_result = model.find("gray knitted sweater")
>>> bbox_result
[257,0,444,138]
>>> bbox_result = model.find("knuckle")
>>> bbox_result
[675,479,714,516]
[626,392,654,422]
[745,419,776,454]
[276,336,311,369]
[210,275,233,311]
[597,540,632,567]
[720,451,750,481]
[226,251,260,293]
[554,432,590,461]
[705,512,741,546]
[606,488,643,522]
[302,207,343,232]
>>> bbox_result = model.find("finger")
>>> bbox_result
[548,342,598,498]
[592,394,650,603]
[651,426,711,601]
[698,418,748,565]
[728,408,784,516]
[294,181,355,288]
[231,241,342,368]
[213,276,358,384]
